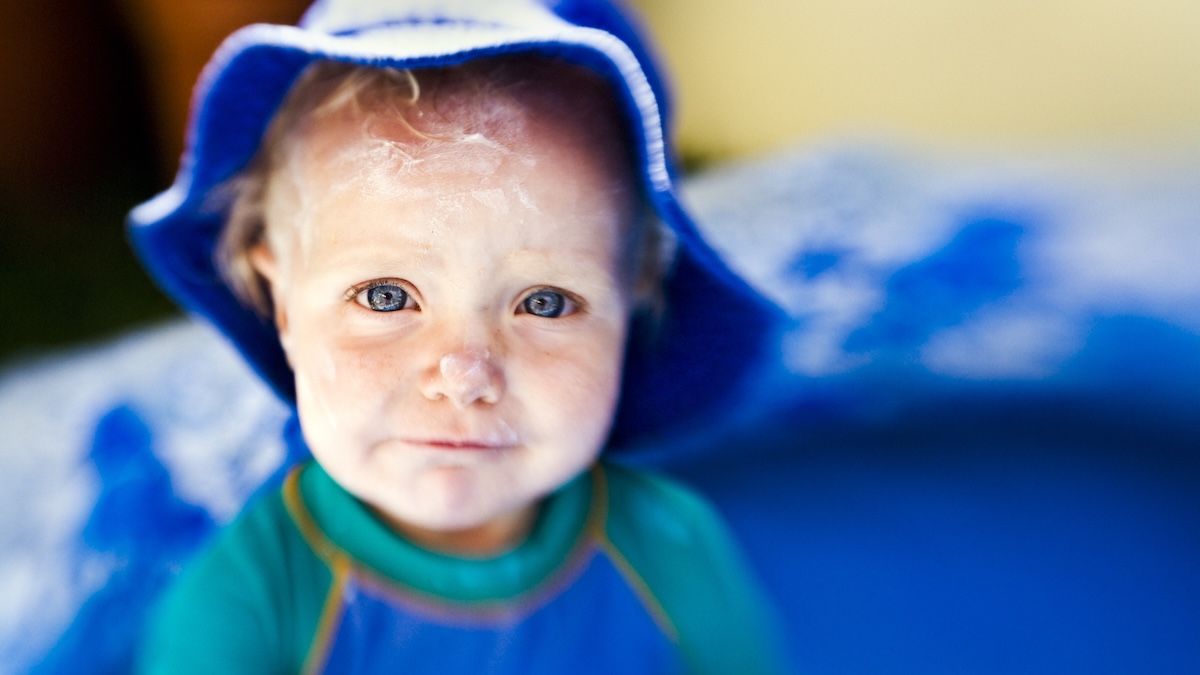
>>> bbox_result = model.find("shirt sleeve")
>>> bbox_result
[136,492,331,675]
[602,464,790,674]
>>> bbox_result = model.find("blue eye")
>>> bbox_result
[521,290,567,318]
[360,283,409,312]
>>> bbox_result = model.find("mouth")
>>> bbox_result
[400,437,517,452]
[391,420,520,453]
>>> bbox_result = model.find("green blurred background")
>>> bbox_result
[2,0,1198,363]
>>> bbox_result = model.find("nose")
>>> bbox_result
[421,348,504,408]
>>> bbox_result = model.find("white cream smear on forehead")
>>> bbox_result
[270,111,543,270]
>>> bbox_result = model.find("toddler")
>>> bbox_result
[131,1,785,672]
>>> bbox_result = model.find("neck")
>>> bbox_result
[379,504,540,558]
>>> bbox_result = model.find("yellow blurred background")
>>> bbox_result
[56,0,1200,172]
[636,0,1200,159]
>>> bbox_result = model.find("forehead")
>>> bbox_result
[266,59,638,234]
[278,58,634,184]
[262,63,639,267]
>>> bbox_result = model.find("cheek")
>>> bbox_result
[515,327,627,437]
[291,332,413,439]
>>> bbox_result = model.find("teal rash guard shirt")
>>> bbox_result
[137,461,784,674]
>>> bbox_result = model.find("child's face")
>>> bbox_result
[255,97,636,553]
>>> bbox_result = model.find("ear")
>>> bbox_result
[248,243,292,357]
[628,213,673,317]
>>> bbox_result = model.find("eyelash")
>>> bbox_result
[342,280,585,316]
[518,287,584,318]
[345,279,417,312]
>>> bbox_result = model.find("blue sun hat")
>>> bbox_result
[128,0,785,449]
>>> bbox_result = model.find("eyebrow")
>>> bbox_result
[502,245,616,275]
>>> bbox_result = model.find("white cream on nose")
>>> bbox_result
[438,349,495,406]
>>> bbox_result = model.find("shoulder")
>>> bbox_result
[600,461,740,559]
[137,471,332,674]
[598,462,789,674]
